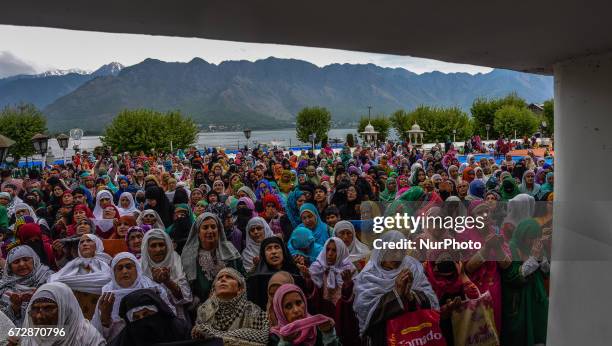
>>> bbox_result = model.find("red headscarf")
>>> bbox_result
[16,223,56,269]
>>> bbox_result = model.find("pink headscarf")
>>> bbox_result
[271,284,332,345]
[238,196,258,218]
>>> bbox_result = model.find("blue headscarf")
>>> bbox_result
[298,203,330,246]
[286,189,304,228]
[468,179,485,199]
[254,179,273,201]
[287,226,323,264]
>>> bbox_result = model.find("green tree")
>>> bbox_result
[102,109,198,152]
[389,109,412,142]
[357,115,391,142]
[0,103,47,161]
[392,106,472,143]
[493,105,539,138]
[295,107,332,145]
[470,92,527,139]
[543,99,554,132]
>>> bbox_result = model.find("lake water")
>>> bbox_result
[45,128,365,158]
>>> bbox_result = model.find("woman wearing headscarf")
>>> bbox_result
[465,179,485,202]
[502,219,549,346]
[126,226,147,259]
[140,228,193,321]
[92,252,175,341]
[423,249,481,344]
[111,288,190,346]
[500,175,521,201]
[94,204,121,239]
[16,223,56,269]
[92,190,116,220]
[536,172,554,200]
[136,209,166,231]
[243,217,274,273]
[299,237,360,346]
[0,246,54,326]
[378,177,397,203]
[269,283,339,346]
[237,186,257,204]
[162,204,192,255]
[298,203,330,246]
[19,282,105,346]
[266,271,295,327]
[180,213,245,304]
[247,237,304,311]
[519,169,541,197]
[353,230,438,345]
[116,192,140,218]
[287,226,323,266]
[144,186,174,228]
[456,201,511,335]
[333,221,370,271]
[13,202,50,234]
[192,268,269,345]
[502,193,536,241]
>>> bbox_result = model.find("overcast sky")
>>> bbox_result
[0,24,493,78]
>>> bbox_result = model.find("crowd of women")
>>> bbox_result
[0,141,553,345]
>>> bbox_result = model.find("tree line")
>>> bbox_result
[296,93,553,145]
[0,93,553,158]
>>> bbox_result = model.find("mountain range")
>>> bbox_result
[0,58,552,133]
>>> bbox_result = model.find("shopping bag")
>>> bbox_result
[451,290,499,346]
[387,308,447,346]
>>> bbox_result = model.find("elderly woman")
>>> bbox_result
[243,217,274,273]
[92,252,175,341]
[354,231,438,346]
[116,192,140,218]
[140,229,192,320]
[136,209,166,230]
[180,212,245,303]
[19,282,105,346]
[300,237,360,345]
[47,234,112,320]
[269,284,339,346]
[192,268,269,345]
[0,246,54,326]
[125,226,146,259]
[333,221,370,271]
[111,289,190,346]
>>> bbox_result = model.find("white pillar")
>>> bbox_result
[548,52,612,345]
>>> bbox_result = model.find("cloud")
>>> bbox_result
[0,51,36,78]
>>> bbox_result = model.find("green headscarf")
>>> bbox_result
[385,186,425,217]
[379,177,397,203]
[500,176,520,201]
[509,218,542,259]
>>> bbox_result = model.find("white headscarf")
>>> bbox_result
[333,221,370,263]
[92,190,115,219]
[94,252,175,325]
[117,192,139,217]
[242,217,274,272]
[21,282,105,346]
[353,231,438,335]
[137,209,166,230]
[0,245,54,293]
[140,229,186,282]
[47,234,112,294]
[13,203,39,223]
[503,193,536,227]
[309,237,355,290]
